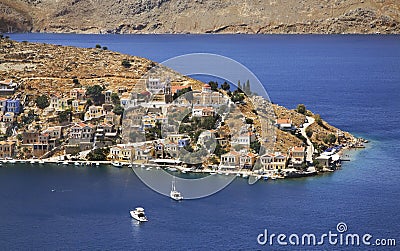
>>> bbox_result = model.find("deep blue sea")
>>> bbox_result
[1,34,399,250]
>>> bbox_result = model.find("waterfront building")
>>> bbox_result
[290,146,306,168]
[0,140,15,158]
[260,152,288,171]
[220,151,241,170]
[69,122,96,145]
[109,145,135,162]
[239,152,257,169]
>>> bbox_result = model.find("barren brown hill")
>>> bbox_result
[0,38,199,97]
[0,0,399,34]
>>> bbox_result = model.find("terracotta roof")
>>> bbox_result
[223,151,241,157]
[276,118,292,124]
[292,146,305,152]
[71,88,86,93]
[171,85,189,94]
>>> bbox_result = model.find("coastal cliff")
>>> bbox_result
[0,0,399,34]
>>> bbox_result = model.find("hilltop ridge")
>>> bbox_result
[0,0,399,34]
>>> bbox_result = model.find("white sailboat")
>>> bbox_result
[170,177,183,201]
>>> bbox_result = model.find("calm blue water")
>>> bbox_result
[1,34,399,250]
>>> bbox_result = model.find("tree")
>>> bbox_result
[296,104,306,114]
[208,81,218,91]
[58,110,71,123]
[313,159,323,171]
[95,44,102,49]
[231,91,245,103]
[87,148,109,161]
[315,114,323,126]
[35,95,49,109]
[250,140,261,153]
[237,80,242,92]
[221,81,230,91]
[324,134,337,145]
[86,85,104,105]
[306,127,313,138]
[244,80,251,94]
[245,118,253,124]
[86,99,93,107]
[173,87,192,100]
[122,59,131,68]
[113,105,124,115]
[111,93,120,106]
[102,46,108,50]
[145,121,161,140]
[214,143,227,157]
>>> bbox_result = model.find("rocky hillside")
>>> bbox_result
[0,37,198,96]
[0,0,399,34]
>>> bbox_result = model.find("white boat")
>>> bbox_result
[128,164,133,168]
[167,167,177,172]
[95,162,100,166]
[30,160,36,164]
[140,164,145,168]
[170,178,183,201]
[242,173,249,178]
[62,161,69,165]
[74,162,80,166]
[130,207,148,222]
[236,173,241,177]
[39,160,45,164]
[9,159,17,164]
[145,167,152,171]
[111,162,123,167]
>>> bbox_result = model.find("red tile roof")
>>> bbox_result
[276,118,292,124]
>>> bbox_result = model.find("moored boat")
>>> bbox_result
[111,162,123,167]
[170,177,183,201]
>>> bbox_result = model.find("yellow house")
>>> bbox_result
[50,94,68,111]
[72,100,86,113]
[109,145,135,162]
[260,152,288,171]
